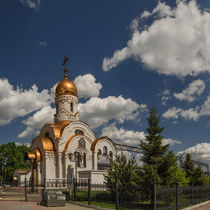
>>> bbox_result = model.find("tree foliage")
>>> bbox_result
[182,153,206,186]
[104,155,139,201]
[139,106,183,199]
[0,142,30,181]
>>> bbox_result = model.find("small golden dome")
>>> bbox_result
[55,77,77,97]
[56,56,77,97]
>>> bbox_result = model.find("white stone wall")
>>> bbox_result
[59,121,96,152]
[55,95,79,122]
[45,152,56,179]
[90,170,107,184]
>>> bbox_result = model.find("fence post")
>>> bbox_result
[25,177,28,202]
[209,181,210,199]
[153,179,156,210]
[115,180,119,210]
[73,178,76,202]
[191,182,193,205]
[44,177,46,192]
[88,178,91,205]
[176,182,179,210]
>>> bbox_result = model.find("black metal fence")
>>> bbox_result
[0,178,42,202]
[68,179,210,210]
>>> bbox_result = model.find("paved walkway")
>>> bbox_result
[193,203,210,210]
[0,201,94,210]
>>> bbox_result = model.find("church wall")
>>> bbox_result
[64,136,93,181]
[45,152,56,180]
[90,170,108,184]
[59,121,95,152]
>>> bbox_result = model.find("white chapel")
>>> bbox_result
[26,58,117,187]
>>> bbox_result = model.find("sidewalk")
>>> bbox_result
[183,201,210,210]
[0,201,94,210]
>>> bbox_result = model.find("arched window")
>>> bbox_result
[75,129,84,135]
[103,146,108,155]
[70,102,74,112]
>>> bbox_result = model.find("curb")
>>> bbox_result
[68,201,110,210]
[182,200,210,210]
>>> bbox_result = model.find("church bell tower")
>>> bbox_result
[54,56,79,123]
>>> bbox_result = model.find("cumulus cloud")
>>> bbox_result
[163,138,182,146]
[174,79,205,102]
[19,0,40,9]
[0,78,51,126]
[178,142,210,161]
[74,74,102,99]
[15,142,31,147]
[18,106,55,138]
[141,1,173,18]
[102,0,210,77]
[101,123,145,145]
[101,123,181,146]
[163,95,210,121]
[78,96,141,129]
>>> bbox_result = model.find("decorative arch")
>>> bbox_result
[90,136,116,152]
[35,148,42,161]
[63,134,80,152]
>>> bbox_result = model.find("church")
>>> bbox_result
[26,58,117,187]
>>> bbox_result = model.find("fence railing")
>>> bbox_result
[69,179,210,210]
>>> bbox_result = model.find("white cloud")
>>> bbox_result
[38,41,48,47]
[101,123,181,147]
[19,0,40,9]
[163,94,210,121]
[141,1,174,19]
[101,123,145,145]
[74,74,102,99]
[15,142,31,147]
[18,106,55,138]
[178,142,210,161]
[174,79,205,102]
[102,0,210,77]
[78,96,141,129]
[163,138,182,146]
[0,78,51,126]
[163,106,200,121]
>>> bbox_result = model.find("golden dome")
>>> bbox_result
[55,77,77,97]
[55,56,77,97]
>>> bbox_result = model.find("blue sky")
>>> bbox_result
[1,0,210,163]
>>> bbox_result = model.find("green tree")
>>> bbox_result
[0,142,30,181]
[182,153,195,182]
[182,153,206,186]
[139,106,180,198]
[192,166,206,186]
[104,155,139,201]
[159,151,185,186]
[140,106,168,182]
